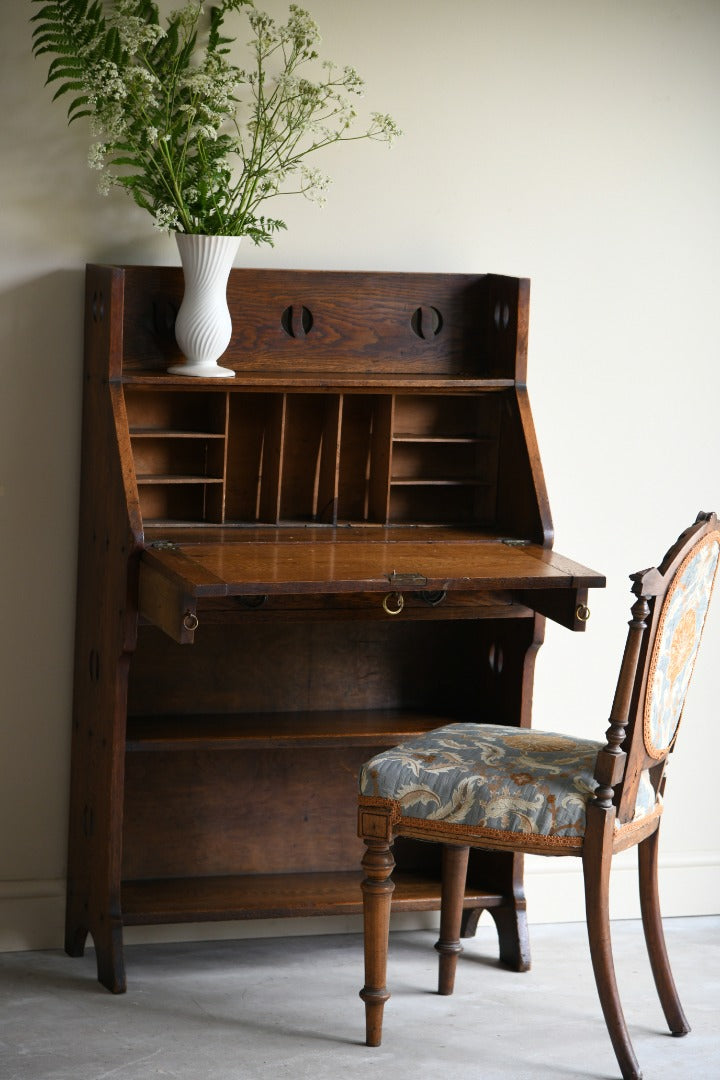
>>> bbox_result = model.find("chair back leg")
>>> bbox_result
[435,844,470,995]
[638,828,690,1036]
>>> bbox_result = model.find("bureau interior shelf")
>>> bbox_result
[390,479,490,485]
[126,708,456,752]
[121,373,517,391]
[130,429,226,438]
[121,872,505,925]
[124,384,506,528]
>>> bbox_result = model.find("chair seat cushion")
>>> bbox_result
[360,723,659,851]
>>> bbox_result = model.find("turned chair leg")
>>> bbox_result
[435,844,470,995]
[359,838,395,1047]
[583,822,641,1080]
[638,828,690,1036]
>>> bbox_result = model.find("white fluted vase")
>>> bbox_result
[168,233,241,377]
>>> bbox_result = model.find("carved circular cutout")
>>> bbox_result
[281,305,314,338]
[410,306,443,339]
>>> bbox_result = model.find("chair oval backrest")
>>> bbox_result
[643,530,720,758]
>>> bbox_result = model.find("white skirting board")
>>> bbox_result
[1,853,718,954]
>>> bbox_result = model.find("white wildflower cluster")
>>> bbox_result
[180,57,240,126]
[280,5,320,53]
[97,173,115,196]
[300,165,330,205]
[88,142,107,170]
[247,9,278,50]
[87,59,128,105]
[369,112,402,145]
[109,3,166,54]
[340,65,364,95]
[154,204,182,231]
[168,3,204,30]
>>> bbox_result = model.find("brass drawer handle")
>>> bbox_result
[183,611,199,631]
[576,604,591,623]
[382,592,405,616]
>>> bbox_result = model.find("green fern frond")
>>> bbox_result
[51,81,86,101]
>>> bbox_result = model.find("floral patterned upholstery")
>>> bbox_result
[359,723,659,852]
[644,532,720,758]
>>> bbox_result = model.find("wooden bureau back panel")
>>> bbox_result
[117,267,527,378]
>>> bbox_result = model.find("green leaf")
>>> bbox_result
[51,80,86,101]
[67,96,90,120]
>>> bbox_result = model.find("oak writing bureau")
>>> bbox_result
[65,266,605,992]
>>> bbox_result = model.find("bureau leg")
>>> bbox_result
[461,850,531,972]
[64,888,89,958]
[488,899,531,972]
[93,919,127,994]
[65,884,127,991]
[460,895,531,972]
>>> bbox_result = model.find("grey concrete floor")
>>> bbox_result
[1,917,718,1080]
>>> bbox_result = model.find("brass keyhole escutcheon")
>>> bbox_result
[382,592,405,616]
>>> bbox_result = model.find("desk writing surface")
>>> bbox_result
[140,528,605,597]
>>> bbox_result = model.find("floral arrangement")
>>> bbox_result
[31,0,401,242]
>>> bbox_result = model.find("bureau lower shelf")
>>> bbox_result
[121,871,504,925]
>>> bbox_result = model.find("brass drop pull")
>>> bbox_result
[576,604,591,623]
[183,611,199,631]
[382,592,405,616]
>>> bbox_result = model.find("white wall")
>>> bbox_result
[1,0,718,952]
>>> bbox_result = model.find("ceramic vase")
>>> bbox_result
[168,233,241,377]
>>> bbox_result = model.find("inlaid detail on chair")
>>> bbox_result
[644,531,720,758]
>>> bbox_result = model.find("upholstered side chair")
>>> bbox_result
[358,512,719,1080]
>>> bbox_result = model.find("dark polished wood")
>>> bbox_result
[358,512,718,1080]
[66,264,604,993]
[435,845,470,994]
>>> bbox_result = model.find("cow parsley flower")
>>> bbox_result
[88,142,107,170]
[154,204,182,231]
[300,165,331,205]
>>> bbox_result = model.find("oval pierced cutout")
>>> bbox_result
[281,305,314,338]
[410,305,443,339]
[92,290,105,323]
[493,301,510,331]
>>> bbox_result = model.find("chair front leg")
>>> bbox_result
[435,844,470,995]
[359,838,395,1047]
[583,808,641,1080]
